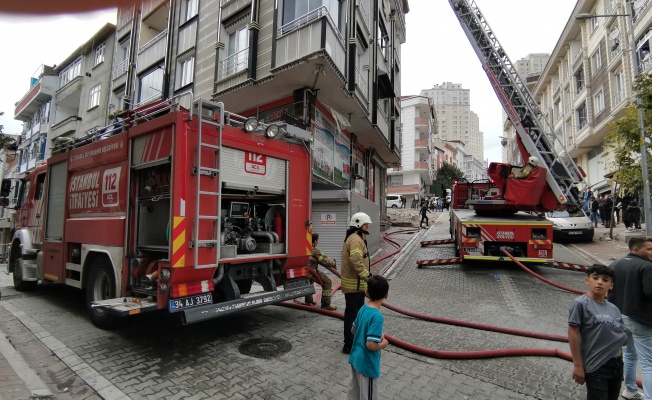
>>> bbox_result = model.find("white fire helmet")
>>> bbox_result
[349,212,372,228]
[528,156,539,167]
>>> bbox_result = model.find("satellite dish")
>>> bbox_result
[608,29,620,40]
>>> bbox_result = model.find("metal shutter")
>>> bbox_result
[45,161,67,241]
[221,147,287,193]
[311,202,349,268]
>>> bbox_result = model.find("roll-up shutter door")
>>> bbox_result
[311,202,349,268]
[45,161,68,241]
[221,147,286,193]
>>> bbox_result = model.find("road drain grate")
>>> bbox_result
[239,337,292,359]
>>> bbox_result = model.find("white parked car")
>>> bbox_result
[386,195,402,208]
[545,209,594,242]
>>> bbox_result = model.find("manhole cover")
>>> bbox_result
[239,337,292,359]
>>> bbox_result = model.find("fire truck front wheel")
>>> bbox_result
[86,258,122,329]
[12,258,37,291]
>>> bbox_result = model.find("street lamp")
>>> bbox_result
[577,3,652,236]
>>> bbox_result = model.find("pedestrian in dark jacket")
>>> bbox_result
[608,236,652,400]
[419,202,429,229]
[602,195,613,227]
[622,192,633,230]
[591,197,600,228]
[629,202,642,230]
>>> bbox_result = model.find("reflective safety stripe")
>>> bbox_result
[358,269,369,278]
[350,249,364,256]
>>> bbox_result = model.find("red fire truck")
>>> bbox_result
[444,0,585,264]
[1,98,316,328]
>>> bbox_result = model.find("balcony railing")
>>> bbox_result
[414,139,428,148]
[572,49,583,65]
[219,47,249,80]
[414,161,429,170]
[278,6,341,40]
[639,57,652,73]
[119,7,134,28]
[633,0,652,23]
[113,59,129,79]
[140,29,167,52]
[613,89,626,105]
[355,67,368,98]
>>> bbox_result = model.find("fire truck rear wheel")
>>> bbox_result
[237,279,253,295]
[12,258,37,291]
[86,258,122,329]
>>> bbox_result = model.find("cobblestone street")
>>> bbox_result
[0,211,641,399]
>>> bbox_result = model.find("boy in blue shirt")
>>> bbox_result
[347,275,389,400]
[568,264,628,400]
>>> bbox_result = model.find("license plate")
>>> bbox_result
[169,293,213,311]
[568,231,583,235]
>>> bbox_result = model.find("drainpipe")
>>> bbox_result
[212,2,224,98]
[347,0,357,93]
[247,0,260,81]
[162,0,175,99]
[125,6,141,109]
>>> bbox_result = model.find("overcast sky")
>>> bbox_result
[0,0,577,164]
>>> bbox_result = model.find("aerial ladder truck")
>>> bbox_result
[439,0,586,263]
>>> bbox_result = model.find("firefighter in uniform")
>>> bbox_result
[341,212,372,354]
[508,156,539,179]
[304,233,337,311]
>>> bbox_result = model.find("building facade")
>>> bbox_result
[532,0,652,195]
[387,95,436,204]
[109,0,408,258]
[420,82,484,162]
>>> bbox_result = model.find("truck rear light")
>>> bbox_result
[286,267,309,279]
[531,228,547,240]
[466,228,481,239]
[531,242,553,250]
[171,280,214,298]
[462,240,478,248]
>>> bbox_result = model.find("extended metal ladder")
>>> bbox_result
[191,99,224,269]
[449,0,583,207]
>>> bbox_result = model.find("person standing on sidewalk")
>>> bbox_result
[608,236,652,399]
[568,265,628,400]
[341,212,372,354]
[419,201,430,229]
[602,194,614,228]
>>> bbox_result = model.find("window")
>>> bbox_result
[575,68,585,93]
[388,175,402,186]
[88,84,101,109]
[138,66,164,103]
[223,26,248,77]
[590,13,598,34]
[577,103,587,130]
[59,58,82,88]
[184,0,198,21]
[614,70,625,104]
[594,90,605,115]
[177,56,194,87]
[591,47,602,73]
[377,22,389,59]
[94,43,105,66]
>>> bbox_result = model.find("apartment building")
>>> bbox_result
[532,0,652,195]
[110,0,408,256]
[13,65,57,175]
[49,23,116,155]
[387,95,436,203]
[420,82,484,162]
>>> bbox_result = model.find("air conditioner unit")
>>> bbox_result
[353,162,365,179]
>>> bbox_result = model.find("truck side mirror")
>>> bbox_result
[0,179,11,197]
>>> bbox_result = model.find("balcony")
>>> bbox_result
[414,139,428,148]
[414,117,428,132]
[113,59,129,79]
[51,115,82,138]
[136,29,167,74]
[218,47,249,80]
[639,57,652,74]
[355,66,368,102]
[414,161,429,170]
[275,7,345,74]
[572,49,583,66]
[14,76,57,121]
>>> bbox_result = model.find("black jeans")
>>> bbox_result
[585,356,623,400]
[343,291,366,350]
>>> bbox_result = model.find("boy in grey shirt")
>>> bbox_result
[569,264,628,400]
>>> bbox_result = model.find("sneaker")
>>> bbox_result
[622,389,645,399]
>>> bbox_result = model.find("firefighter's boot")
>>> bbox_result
[321,291,337,311]
[304,295,316,306]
